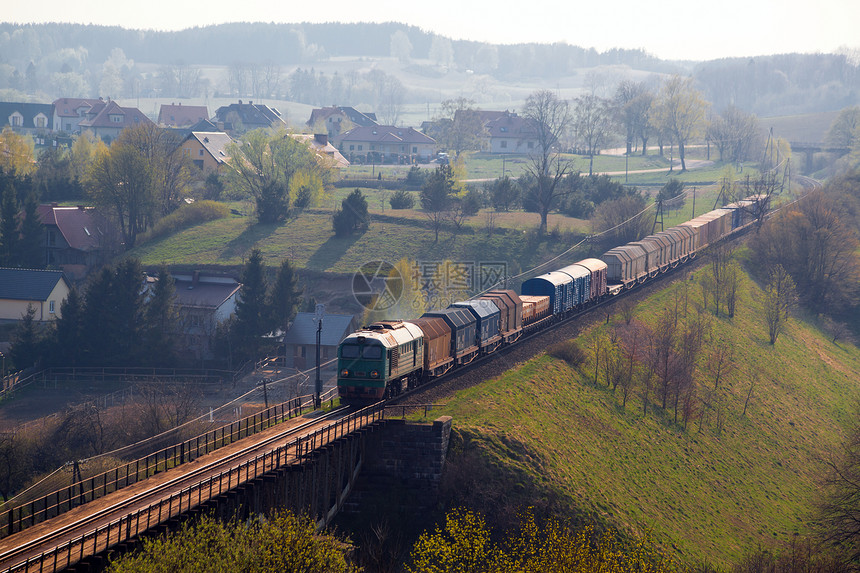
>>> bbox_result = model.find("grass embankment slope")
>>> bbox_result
[433,264,860,567]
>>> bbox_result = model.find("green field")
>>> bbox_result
[426,264,860,567]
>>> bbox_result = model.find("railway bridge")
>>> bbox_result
[0,399,452,573]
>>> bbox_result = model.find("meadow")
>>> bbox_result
[428,262,860,567]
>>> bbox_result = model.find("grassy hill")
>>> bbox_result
[426,261,860,568]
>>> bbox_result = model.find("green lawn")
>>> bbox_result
[427,265,860,567]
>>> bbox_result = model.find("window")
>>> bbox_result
[412,146,417,153]
[48,229,56,246]
[349,145,354,151]
[362,345,382,359]
[370,145,375,151]
[501,141,508,149]
[9,113,22,127]
[198,149,204,156]
[35,116,47,128]
[527,141,534,149]
[341,344,360,358]
[110,115,122,123]
[49,301,55,314]
[358,145,363,151]
[500,127,507,132]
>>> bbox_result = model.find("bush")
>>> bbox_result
[405,165,427,187]
[141,200,230,241]
[547,340,586,367]
[389,189,415,209]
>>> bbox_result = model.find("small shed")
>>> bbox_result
[283,312,358,370]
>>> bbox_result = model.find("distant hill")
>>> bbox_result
[0,22,857,117]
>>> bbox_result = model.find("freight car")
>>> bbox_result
[337,200,759,403]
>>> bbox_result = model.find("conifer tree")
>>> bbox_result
[234,249,269,359]
[143,265,180,366]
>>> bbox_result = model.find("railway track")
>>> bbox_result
[0,406,354,572]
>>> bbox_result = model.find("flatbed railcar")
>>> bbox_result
[337,200,761,404]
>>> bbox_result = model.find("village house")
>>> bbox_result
[179,131,233,172]
[335,125,436,164]
[157,103,210,128]
[289,133,349,168]
[77,99,154,143]
[212,100,286,134]
[52,98,103,133]
[0,268,70,322]
[306,106,378,138]
[171,271,241,361]
[36,204,115,279]
[0,102,53,136]
[481,110,540,154]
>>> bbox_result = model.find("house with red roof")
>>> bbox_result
[52,98,105,134]
[289,133,349,168]
[36,204,116,278]
[334,125,436,164]
[158,103,210,128]
[77,100,154,143]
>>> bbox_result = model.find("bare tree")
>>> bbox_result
[707,105,761,163]
[818,417,860,563]
[706,339,736,391]
[614,80,653,156]
[649,75,709,171]
[522,89,574,235]
[763,264,797,345]
[572,93,616,176]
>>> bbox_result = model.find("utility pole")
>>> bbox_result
[314,303,325,408]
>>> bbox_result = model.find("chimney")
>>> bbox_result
[314,133,328,146]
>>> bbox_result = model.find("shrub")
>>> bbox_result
[141,200,230,241]
[389,189,415,209]
[547,340,586,367]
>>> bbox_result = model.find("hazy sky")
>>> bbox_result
[6,0,859,61]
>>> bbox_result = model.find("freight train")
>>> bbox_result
[337,198,762,404]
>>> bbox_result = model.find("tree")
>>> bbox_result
[268,258,302,336]
[614,80,653,156]
[143,265,180,366]
[593,195,650,245]
[407,508,500,573]
[225,129,326,224]
[421,165,456,242]
[332,189,370,236]
[431,98,486,158]
[707,105,760,163]
[572,93,615,176]
[17,193,43,268]
[522,89,574,235]
[825,106,860,149]
[234,249,270,359]
[650,76,709,171]
[390,30,412,63]
[0,184,18,266]
[49,286,83,366]
[118,123,194,217]
[106,512,354,573]
[0,128,36,177]
[9,304,41,371]
[817,417,860,564]
[111,259,147,364]
[490,176,520,212]
[763,264,797,345]
[80,266,116,365]
[85,133,154,249]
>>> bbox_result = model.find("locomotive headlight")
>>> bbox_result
[340,369,349,377]
[370,370,379,378]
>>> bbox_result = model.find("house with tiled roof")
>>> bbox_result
[179,131,233,172]
[0,102,53,135]
[52,98,105,133]
[289,133,349,168]
[77,100,154,143]
[306,106,378,138]
[213,100,286,134]
[0,268,70,322]
[171,271,242,360]
[335,125,436,164]
[282,312,357,370]
[157,103,210,128]
[36,204,115,278]
[482,111,540,154]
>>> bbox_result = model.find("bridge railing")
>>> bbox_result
[0,401,384,573]
[0,390,339,540]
